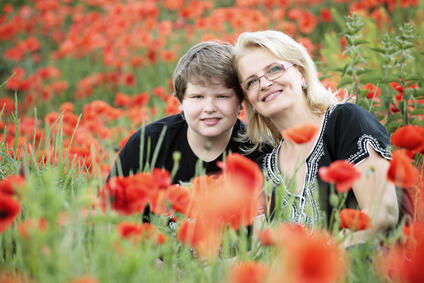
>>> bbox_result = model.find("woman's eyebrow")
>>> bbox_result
[244,63,278,80]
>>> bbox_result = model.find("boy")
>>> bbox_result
[108,41,269,184]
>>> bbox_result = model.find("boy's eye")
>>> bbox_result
[192,95,203,99]
[217,95,229,98]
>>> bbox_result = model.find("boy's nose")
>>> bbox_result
[204,98,217,112]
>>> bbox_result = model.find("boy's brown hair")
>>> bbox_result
[172,41,243,102]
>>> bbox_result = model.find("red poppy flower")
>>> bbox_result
[177,219,222,260]
[226,261,270,283]
[167,185,193,215]
[320,8,332,22]
[68,275,100,283]
[117,221,142,239]
[218,153,263,193]
[363,83,381,99]
[387,150,419,188]
[402,222,424,245]
[319,160,361,193]
[0,194,21,233]
[258,228,276,246]
[0,175,25,196]
[375,232,424,283]
[340,209,373,231]
[391,125,424,154]
[270,230,347,283]
[99,175,149,215]
[282,122,319,144]
[17,218,48,239]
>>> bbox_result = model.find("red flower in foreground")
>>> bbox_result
[376,230,424,283]
[391,125,424,154]
[0,175,25,196]
[226,261,270,283]
[269,230,347,283]
[0,194,21,233]
[282,122,319,144]
[99,175,149,215]
[218,153,263,193]
[340,209,373,231]
[387,150,419,188]
[177,219,222,260]
[118,222,165,245]
[319,160,361,193]
[166,185,193,214]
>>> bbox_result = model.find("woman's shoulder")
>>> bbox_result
[328,102,368,117]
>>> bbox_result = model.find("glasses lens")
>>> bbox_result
[267,65,284,80]
[245,78,260,93]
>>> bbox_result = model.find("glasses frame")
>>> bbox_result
[241,62,294,94]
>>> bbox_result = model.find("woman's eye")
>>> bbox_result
[246,78,259,89]
[269,65,283,73]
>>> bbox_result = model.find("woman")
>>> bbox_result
[233,30,399,246]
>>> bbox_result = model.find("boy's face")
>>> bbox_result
[180,82,241,140]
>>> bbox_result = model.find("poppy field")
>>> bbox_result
[1,0,424,282]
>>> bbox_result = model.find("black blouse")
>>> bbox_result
[262,103,392,226]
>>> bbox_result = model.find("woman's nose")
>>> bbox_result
[259,76,273,90]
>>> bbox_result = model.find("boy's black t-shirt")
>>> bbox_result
[108,114,269,184]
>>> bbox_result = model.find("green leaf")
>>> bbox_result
[370,47,385,54]
[337,77,353,88]
[353,39,369,45]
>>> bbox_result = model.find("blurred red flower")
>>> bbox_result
[68,275,100,283]
[17,218,48,239]
[99,175,149,215]
[282,122,319,144]
[363,83,381,99]
[340,209,373,231]
[319,160,361,193]
[166,185,193,214]
[0,194,21,233]
[320,8,332,22]
[177,219,222,260]
[226,262,269,283]
[0,175,25,196]
[269,230,347,283]
[376,229,424,283]
[387,150,419,189]
[391,125,424,154]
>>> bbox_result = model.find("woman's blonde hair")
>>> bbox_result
[233,30,338,148]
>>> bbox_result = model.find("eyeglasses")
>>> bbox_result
[241,62,294,94]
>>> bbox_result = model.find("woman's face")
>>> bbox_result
[237,47,305,119]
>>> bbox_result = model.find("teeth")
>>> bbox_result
[263,91,280,102]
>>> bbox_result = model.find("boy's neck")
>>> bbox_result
[186,127,234,162]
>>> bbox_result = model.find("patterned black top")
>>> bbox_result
[262,103,392,227]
